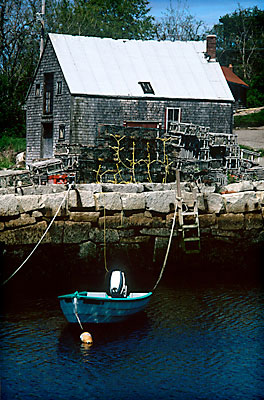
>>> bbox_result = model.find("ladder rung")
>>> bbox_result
[182,212,197,216]
[183,237,200,242]
[182,224,199,228]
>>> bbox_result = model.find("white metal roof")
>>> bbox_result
[49,33,234,101]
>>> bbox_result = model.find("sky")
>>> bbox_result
[148,0,263,27]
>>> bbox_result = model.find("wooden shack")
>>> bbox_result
[25,34,234,164]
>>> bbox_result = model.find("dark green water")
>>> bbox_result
[1,271,263,400]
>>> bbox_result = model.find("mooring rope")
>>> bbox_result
[74,296,84,331]
[103,194,109,273]
[2,183,73,286]
[152,194,178,291]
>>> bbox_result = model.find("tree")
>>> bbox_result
[46,0,155,40]
[0,0,156,139]
[0,0,41,137]
[155,0,207,41]
[211,6,264,106]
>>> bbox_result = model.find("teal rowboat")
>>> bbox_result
[58,291,152,324]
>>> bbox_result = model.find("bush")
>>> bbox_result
[234,109,264,128]
[0,135,26,170]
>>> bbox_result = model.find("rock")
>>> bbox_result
[199,214,216,228]
[223,191,260,213]
[89,228,119,243]
[144,183,172,191]
[41,193,68,216]
[5,213,36,229]
[253,180,264,191]
[98,215,122,228]
[79,241,97,260]
[0,194,20,217]
[0,221,47,245]
[216,213,244,230]
[68,190,95,210]
[124,212,152,227]
[153,236,169,262]
[120,193,145,210]
[63,221,92,243]
[197,193,206,212]
[206,193,225,214]
[76,183,102,193]
[94,192,122,211]
[16,152,25,168]
[120,236,150,244]
[200,185,216,195]
[0,222,4,231]
[223,181,254,193]
[69,211,100,223]
[245,213,263,230]
[17,194,44,213]
[256,191,264,206]
[139,228,177,237]
[32,210,43,218]
[145,190,176,213]
[42,221,64,244]
[102,183,144,193]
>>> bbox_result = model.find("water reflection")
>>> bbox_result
[1,282,264,400]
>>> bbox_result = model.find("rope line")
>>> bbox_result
[2,183,73,286]
[152,193,178,291]
[103,194,109,273]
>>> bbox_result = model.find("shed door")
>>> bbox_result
[42,123,53,158]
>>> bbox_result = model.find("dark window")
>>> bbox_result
[57,81,62,95]
[138,82,155,94]
[43,73,54,114]
[59,124,65,140]
[35,84,40,96]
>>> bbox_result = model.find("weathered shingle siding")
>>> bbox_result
[26,38,71,163]
[71,96,233,146]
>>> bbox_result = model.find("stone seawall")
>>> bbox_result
[0,181,263,252]
[1,181,263,290]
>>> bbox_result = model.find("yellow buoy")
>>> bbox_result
[80,332,93,345]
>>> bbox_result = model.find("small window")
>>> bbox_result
[166,107,181,131]
[35,84,40,96]
[138,81,155,94]
[59,124,65,140]
[57,81,62,95]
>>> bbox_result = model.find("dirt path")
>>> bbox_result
[234,127,264,150]
[234,127,264,166]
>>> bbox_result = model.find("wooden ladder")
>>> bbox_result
[176,171,201,254]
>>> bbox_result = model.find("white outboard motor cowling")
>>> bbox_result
[109,270,127,298]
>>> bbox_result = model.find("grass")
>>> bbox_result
[239,144,264,157]
[0,135,26,170]
[234,109,264,128]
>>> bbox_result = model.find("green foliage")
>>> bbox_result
[46,0,155,39]
[210,6,264,108]
[0,136,26,170]
[0,136,26,152]
[234,110,264,128]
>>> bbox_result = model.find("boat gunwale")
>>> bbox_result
[58,291,152,302]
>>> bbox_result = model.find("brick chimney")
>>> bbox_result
[206,35,216,61]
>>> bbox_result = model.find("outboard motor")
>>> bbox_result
[109,270,127,298]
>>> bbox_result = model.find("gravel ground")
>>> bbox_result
[234,127,264,149]
[234,127,264,166]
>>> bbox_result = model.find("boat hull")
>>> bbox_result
[58,291,152,324]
